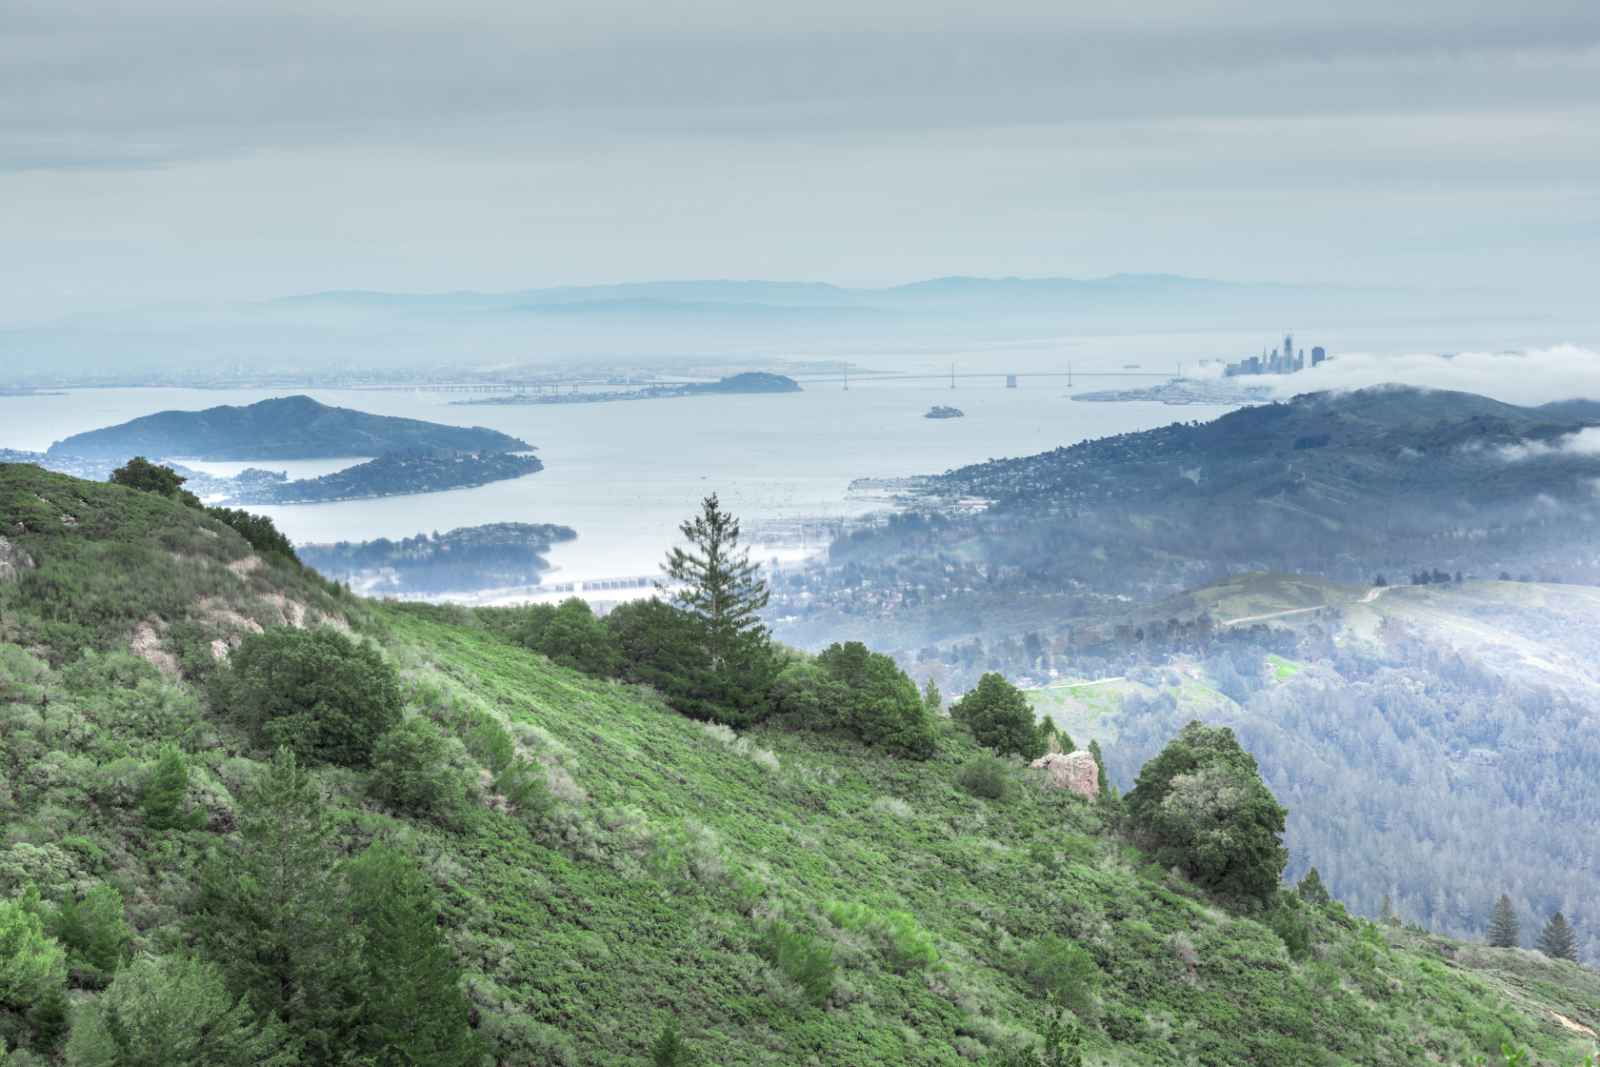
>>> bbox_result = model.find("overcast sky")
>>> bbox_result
[4,0,1598,323]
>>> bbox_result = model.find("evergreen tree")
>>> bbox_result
[1296,868,1331,906]
[650,1018,697,1067]
[141,744,202,831]
[109,457,201,508]
[1487,894,1520,948]
[49,884,132,985]
[656,495,768,697]
[64,955,300,1067]
[1125,721,1287,909]
[1537,912,1578,961]
[952,673,1046,760]
[345,843,482,1067]
[922,677,943,716]
[193,749,363,1064]
[1380,894,1398,926]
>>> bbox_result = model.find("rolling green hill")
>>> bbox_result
[1,464,1597,1066]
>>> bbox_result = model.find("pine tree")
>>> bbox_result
[1296,868,1331,906]
[660,495,773,723]
[1380,894,1398,926]
[142,744,202,831]
[346,842,482,1067]
[1487,894,1520,948]
[651,1018,697,1067]
[1537,912,1577,961]
[661,494,770,671]
[922,677,943,715]
[193,749,364,1065]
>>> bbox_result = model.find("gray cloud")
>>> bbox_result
[2,1,1598,325]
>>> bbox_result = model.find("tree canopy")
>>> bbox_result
[1125,721,1288,908]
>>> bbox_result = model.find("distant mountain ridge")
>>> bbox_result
[47,395,531,461]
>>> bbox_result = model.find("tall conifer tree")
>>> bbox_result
[661,494,769,671]
[1487,895,1520,948]
[1537,912,1578,961]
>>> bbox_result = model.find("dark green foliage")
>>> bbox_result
[1538,913,1578,961]
[953,673,1047,760]
[140,744,203,831]
[368,717,470,825]
[63,954,300,1067]
[660,494,776,726]
[1296,867,1331,906]
[345,843,483,1067]
[651,1018,698,1067]
[48,885,132,987]
[193,749,364,1065]
[812,641,939,758]
[1015,936,1096,1015]
[521,597,620,676]
[922,677,943,714]
[203,507,298,561]
[1125,721,1288,909]
[958,755,1010,800]
[758,920,834,1007]
[606,598,723,719]
[109,457,201,509]
[1488,895,1520,948]
[1268,896,1315,961]
[213,627,401,767]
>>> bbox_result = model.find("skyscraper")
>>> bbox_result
[1311,346,1326,367]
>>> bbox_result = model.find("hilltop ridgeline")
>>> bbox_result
[47,394,530,461]
[0,461,1597,1067]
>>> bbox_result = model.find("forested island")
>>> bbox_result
[222,449,543,504]
[298,521,577,594]
[456,371,801,406]
[925,404,964,419]
[47,394,529,460]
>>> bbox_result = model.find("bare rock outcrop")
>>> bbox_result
[0,536,34,583]
[1030,750,1099,799]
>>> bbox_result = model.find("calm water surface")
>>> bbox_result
[0,373,1235,590]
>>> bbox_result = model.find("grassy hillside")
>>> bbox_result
[2,464,1598,1065]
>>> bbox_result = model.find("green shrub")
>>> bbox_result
[952,673,1046,759]
[204,507,298,561]
[368,718,469,825]
[48,885,131,987]
[812,642,938,759]
[63,954,299,1067]
[0,891,67,1052]
[824,902,939,972]
[958,755,1010,800]
[522,598,619,677]
[213,627,402,768]
[758,920,834,1007]
[1269,897,1314,961]
[650,1019,698,1067]
[1016,935,1096,1016]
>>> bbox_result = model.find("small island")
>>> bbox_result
[222,449,543,505]
[925,405,965,420]
[456,372,801,406]
[298,522,577,595]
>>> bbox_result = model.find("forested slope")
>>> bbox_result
[1,464,1597,1066]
